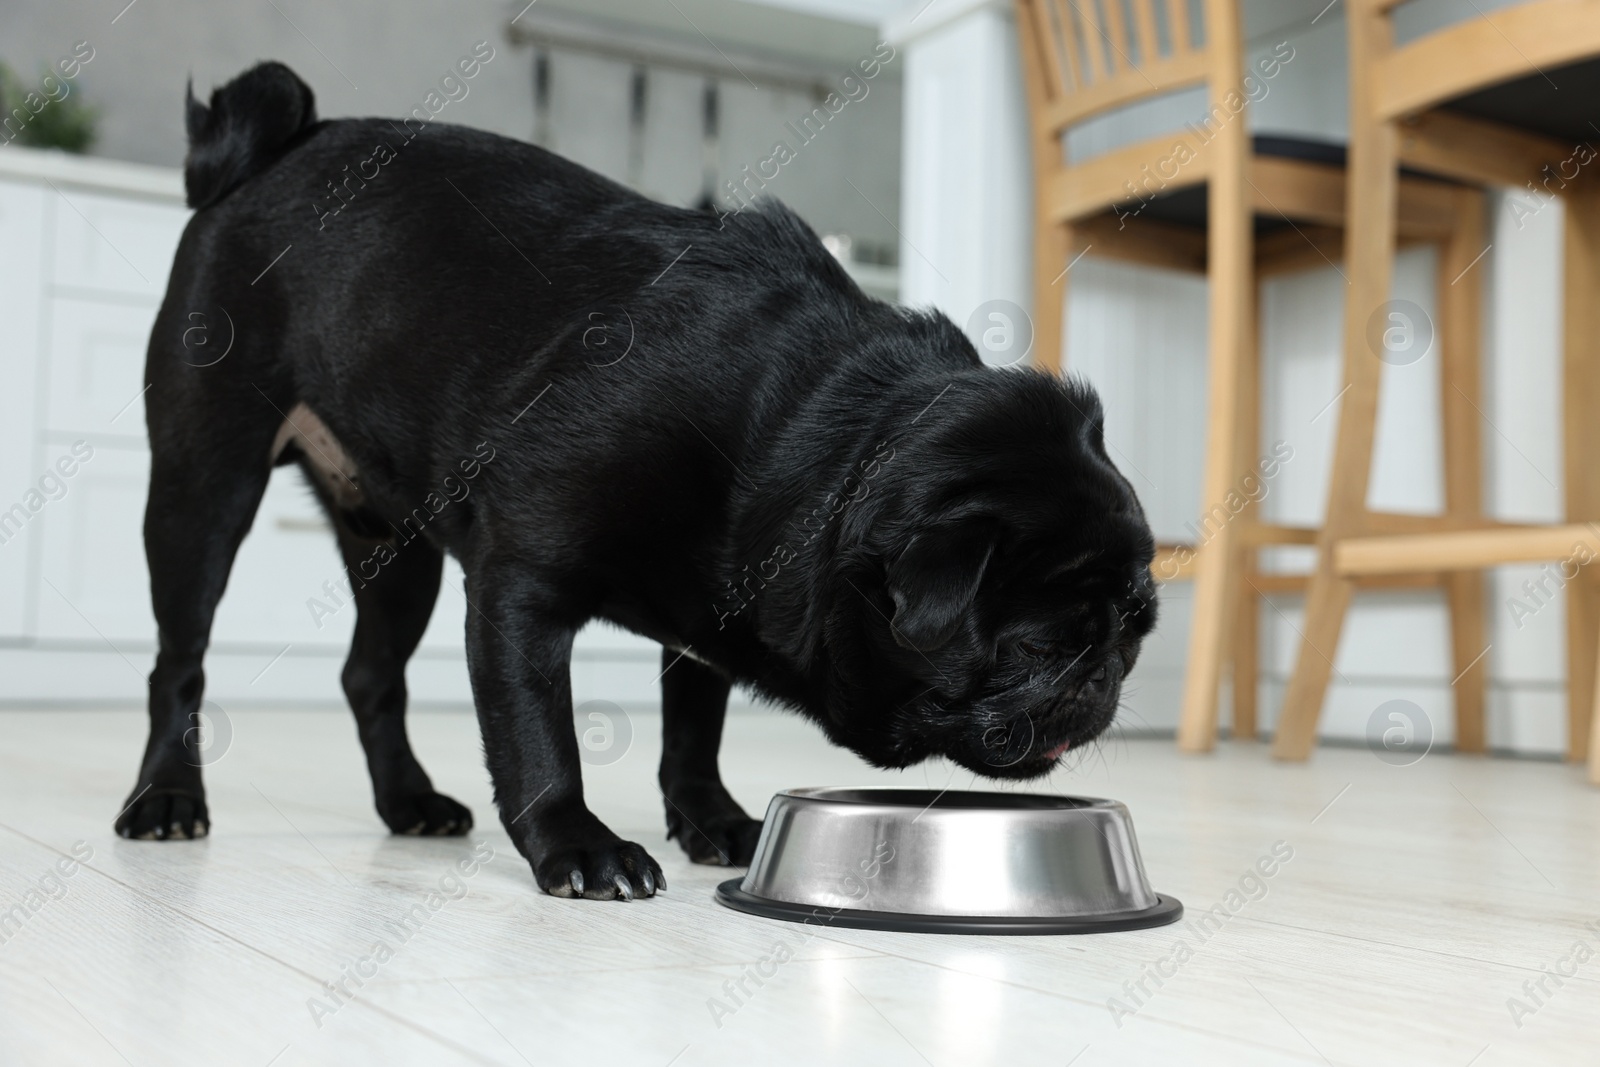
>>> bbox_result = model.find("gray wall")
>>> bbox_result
[0,0,901,249]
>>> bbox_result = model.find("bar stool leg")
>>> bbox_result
[1273,12,1398,760]
[1231,547,1261,740]
[1033,220,1074,374]
[1563,184,1600,763]
[1177,58,1251,753]
[1591,616,1600,784]
[1230,279,1263,740]
[1444,577,1489,753]
[1440,187,1488,754]
[1569,582,1598,761]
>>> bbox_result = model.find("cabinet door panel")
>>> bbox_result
[212,469,355,650]
[32,452,360,651]
[46,298,157,443]
[35,446,154,645]
[50,189,185,299]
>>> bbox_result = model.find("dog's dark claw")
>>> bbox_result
[533,840,665,902]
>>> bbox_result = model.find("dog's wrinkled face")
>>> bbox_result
[891,519,1156,779]
[826,372,1157,779]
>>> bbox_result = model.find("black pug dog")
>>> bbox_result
[119,62,1157,901]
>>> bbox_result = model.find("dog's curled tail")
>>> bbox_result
[184,62,317,210]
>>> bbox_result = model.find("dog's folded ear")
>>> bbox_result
[886,516,999,653]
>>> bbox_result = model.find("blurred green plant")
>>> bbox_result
[0,60,97,153]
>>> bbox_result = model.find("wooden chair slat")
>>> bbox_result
[1018,0,1067,102]
[1167,0,1192,55]
[1048,0,1085,92]
[1076,0,1110,82]
[1044,0,1080,95]
[1103,0,1134,71]
[1133,0,1163,63]
[1044,50,1208,129]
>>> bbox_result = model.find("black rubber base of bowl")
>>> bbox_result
[715,879,1183,935]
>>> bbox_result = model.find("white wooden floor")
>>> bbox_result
[0,706,1595,1067]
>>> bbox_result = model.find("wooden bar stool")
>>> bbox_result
[1274,0,1600,783]
[1015,0,1471,746]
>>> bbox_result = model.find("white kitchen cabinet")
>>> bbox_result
[44,297,157,443]
[33,444,152,643]
[0,180,46,639]
[48,186,185,299]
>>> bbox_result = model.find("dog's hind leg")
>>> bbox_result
[658,652,762,865]
[330,518,471,835]
[116,396,278,840]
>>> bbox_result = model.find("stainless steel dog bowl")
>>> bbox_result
[715,788,1181,934]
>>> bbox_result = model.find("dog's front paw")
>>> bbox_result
[534,839,665,901]
[665,805,763,866]
[379,791,474,836]
[116,787,210,841]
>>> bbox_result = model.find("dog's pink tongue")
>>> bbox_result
[1046,740,1073,760]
